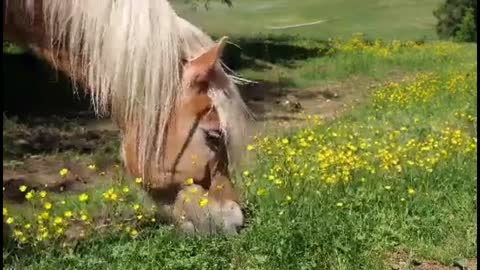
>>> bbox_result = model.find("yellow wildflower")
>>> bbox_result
[80,214,88,221]
[247,145,255,151]
[336,202,344,207]
[122,187,130,193]
[79,193,89,202]
[54,217,63,225]
[199,198,209,207]
[135,177,143,184]
[130,229,139,237]
[24,224,32,230]
[133,204,140,211]
[6,217,14,224]
[384,186,392,190]
[407,188,415,195]
[185,178,194,185]
[19,185,27,192]
[44,202,52,210]
[64,211,73,218]
[87,164,96,170]
[59,168,69,177]
[39,191,47,198]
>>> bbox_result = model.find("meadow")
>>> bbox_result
[3,1,477,269]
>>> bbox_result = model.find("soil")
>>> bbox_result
[386,250,477,270]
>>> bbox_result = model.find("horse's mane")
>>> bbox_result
[15,0,250,176]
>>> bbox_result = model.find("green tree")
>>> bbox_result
[433,0,477,42]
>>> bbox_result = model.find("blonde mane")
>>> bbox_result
[16,0,250,176]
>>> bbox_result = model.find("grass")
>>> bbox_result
[173,0,443,41]
[2,1,477,268]
[3,38,477,269]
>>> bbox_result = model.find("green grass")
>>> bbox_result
[2,1,478,267]
[3,41,477,269]
[238,38,477,88]
[174,0,443,41]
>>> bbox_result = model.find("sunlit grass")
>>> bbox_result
[3,39,477,270]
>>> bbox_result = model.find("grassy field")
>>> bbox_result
[3,1,478,269]
[173,0,443,40]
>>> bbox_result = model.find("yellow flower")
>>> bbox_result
[286,195,292,202]
[19,185,27,192]
[247,145,255,151]
[189,187,198,194]
[56,228,64,235]
[59,168,69,177]
[3,207,7,216]
[133,204,140,211]
[79,193,89,202]
[407,188,416,195]
[87,164,96,170]
[282,138,289,144]
[24,223,32,230]
[6,217,14,224]
[80,214,88,221]
[256,188,267,196]
[243,170,250,177]
[199,198,209,207]
[336,202,344,207]
[136,215,143,220]
[400,198,406,202]
[13,230,23,237]
[64,211,73,218]
[39,212,49,220]
[384,185,392,190]
[151,218,156,222]
[185,178,194,185]
[54,217,63,225]
[122,187,130,193]
[135,177,143,184]
[39,191,47,198]
[130,229,138,237]
[44,202,52,210]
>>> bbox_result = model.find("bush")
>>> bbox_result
[433,0,477,42]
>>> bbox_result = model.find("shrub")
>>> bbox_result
[433,0,477,42]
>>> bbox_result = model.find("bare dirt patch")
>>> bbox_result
[385,250,477,270]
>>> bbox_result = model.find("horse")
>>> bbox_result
[3,0,251,235]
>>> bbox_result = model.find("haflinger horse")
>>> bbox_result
[3,0,251,235]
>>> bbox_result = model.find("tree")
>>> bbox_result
[433,0,477,42]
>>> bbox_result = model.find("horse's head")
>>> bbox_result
[122,38,248,235]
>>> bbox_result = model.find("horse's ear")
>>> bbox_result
[186,36,228,84]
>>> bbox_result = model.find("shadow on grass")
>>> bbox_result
[219,34,331,70]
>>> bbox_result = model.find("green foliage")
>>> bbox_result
[3,40,477,270]
[3,41,26,54]
[433,0,477,42]
[455,7,477,42]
